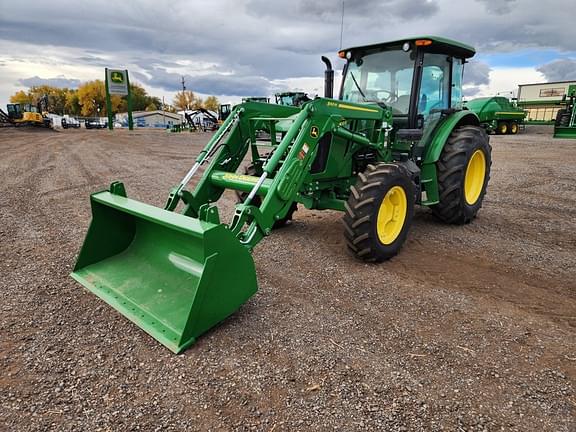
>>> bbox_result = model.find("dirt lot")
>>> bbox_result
[1,125,575,431]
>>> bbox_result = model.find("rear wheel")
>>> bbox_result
[555,109,566,126]
[431,125,491,224]
[510,121,519,134]
[559,113,571,127]
[497,121,508,135]
[235,163,297,228]
[343,163,414,262]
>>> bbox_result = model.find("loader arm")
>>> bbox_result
[71,98,391,353]
[174,98,390,250]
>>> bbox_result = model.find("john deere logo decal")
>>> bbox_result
[310,126,319,138]
[111,72,124,83]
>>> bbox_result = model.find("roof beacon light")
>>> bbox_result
[415,39,432,46]
[402,42,411,52]
[338,51,346,59]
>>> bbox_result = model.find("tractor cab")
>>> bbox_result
[275,92,311,107]
[219,104,231,122]
[6,103,38,120]
[338,37,475,130]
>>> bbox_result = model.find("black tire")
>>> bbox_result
[235,164,297,228]
[496,121,508,135]
[555,109,566,126]
[559,113,571,127]
[509,121,519,134]
[343,163,414,262]
[431,125,491,225]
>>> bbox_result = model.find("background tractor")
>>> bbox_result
[72,36,491,353]
[275,91,311,107]
[465,96,526,134]
[3,95,52,128]
[554,85,576,139]
[219,103,232,122]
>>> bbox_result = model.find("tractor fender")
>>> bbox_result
[422,110,480,164]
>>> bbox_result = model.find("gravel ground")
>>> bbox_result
[0,125,575,431]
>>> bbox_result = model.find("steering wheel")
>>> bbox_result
[370,89,396,104]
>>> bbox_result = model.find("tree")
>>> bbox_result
[204,96,220,112]
[10,86,69,114]
[77,80,122,117]
[145,102,158,111]
[173,90,197,111]
[10,90,33,105]
[64,90,81,116]
[191,97,204,110]
[129,83,149,111]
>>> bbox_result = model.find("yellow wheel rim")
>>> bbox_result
[376,186,407,245]
[511,123,518,134]
[499,123,507,134]
[464,150,486,205]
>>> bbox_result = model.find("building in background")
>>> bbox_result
[115,110,182,128]
[517,81,576,124]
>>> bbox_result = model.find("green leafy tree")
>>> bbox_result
[64,90,81,115]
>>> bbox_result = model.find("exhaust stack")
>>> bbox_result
[321,56,334,99]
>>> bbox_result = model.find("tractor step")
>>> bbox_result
[210,170,273,194]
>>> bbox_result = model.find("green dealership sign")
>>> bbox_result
[105,67,133,130]
[106,69,128,95]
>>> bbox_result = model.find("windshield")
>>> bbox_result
[277,95,295,106]
[341,49,415,115]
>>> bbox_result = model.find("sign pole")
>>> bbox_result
[125,69,134,131]
[104,68,114,130]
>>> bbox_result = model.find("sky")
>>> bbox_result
[1,0,576,107]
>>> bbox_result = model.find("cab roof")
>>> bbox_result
[340,36,476,59]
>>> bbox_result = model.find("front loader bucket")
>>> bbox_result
[71,190,257,353]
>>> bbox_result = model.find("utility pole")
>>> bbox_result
[181,76,188,110]
[162,96,166,128]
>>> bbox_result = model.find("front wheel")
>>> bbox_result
[431,125,492,225]
[343,164,414,262]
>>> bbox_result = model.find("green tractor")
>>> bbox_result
[72,36,491,353]
[554,85,576,139]
[275,91,311,107]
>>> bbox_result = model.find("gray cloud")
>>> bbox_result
[1,0,576,101]
[248,0,438,22]
[18,75,81,89]
[464,61,491,86]
[475,0,517,14]
[137,67,286,96]
[537,59,576,82]
[463,86,483,97]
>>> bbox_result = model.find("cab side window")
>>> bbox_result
[419,54,451,118]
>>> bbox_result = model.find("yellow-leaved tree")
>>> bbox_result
[203,96,220,112]
[77,80,122,116]
[173,90,197,111]
[10,90,33,105]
